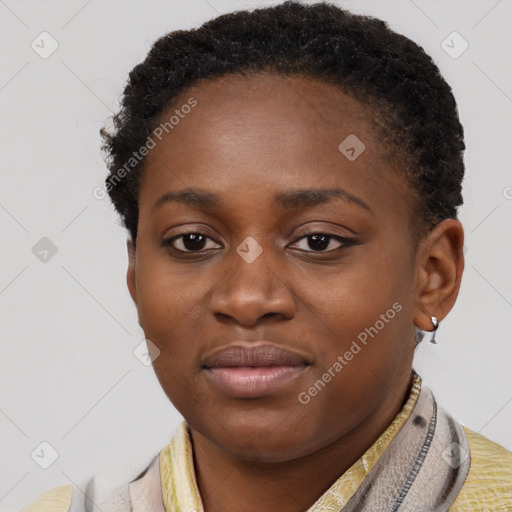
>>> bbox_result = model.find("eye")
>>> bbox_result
[162,232,222,253]
[289,233,356,252]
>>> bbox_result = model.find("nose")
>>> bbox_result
[209,242,296,326]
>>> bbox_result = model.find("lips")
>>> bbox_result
[203,344,309,368]
[202,342,310,399]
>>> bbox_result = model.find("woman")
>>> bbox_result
[22,1,512,511]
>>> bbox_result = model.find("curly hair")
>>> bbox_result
[100,0,465,244]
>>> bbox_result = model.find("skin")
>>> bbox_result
[126,73,464,512]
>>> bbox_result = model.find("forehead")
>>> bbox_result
[139,73,410,219]
[154,73,379,160]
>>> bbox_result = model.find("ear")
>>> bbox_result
[413,219,465,332]
[126,239,138,306]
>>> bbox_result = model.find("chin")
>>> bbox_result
[192,407,324,463]
[219,431,313,463]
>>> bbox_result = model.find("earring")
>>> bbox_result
[429,316,439,344]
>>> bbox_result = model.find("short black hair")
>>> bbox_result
[100,0,465,244]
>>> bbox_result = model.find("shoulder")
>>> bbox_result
[20,479,130,512]
[20,453,160,512]
[21,485,75,512]
[450,427,512,511]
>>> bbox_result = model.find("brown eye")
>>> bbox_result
[305,234,332,251]
[290,233,354,252]
[163,232,221,253]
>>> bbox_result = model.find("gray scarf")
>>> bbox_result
[342,385,470,512]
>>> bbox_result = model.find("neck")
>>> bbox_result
[189,373,414,512]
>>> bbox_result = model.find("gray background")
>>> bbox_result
[1,0,511,510]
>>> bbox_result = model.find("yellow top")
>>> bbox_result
[21,485,74,512]
[451,427,512,511]
[21,373,512,511]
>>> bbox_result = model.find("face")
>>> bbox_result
[128,73,420,462]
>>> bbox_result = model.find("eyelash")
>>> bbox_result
[161,230,358,255]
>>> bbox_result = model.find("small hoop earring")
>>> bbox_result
[429,315,439,344]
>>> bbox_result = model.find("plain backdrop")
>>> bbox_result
[1,0,511,510]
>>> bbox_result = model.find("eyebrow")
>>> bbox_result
[275,188,373,213]
[152,187,373,214]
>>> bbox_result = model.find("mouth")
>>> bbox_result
[202,342,311,399]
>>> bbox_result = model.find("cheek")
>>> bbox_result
[134,249,203,340]
[132,247,219,389]
[301,255,409,339]
[297,248,415,390]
